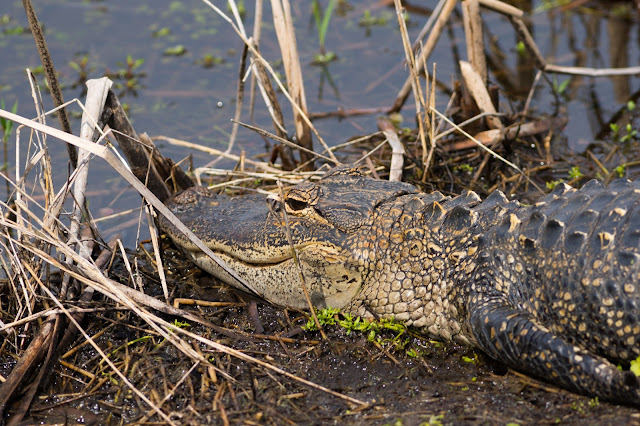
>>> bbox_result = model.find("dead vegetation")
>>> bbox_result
[1,0,640,424]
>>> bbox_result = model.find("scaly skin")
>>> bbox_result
[158,166,640,405]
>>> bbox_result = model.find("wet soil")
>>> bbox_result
[19,256,640,425]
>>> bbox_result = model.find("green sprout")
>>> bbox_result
[107,55,146,94]
[303,307,408,348]
[620,124,638,143]
[461,355,477,364]
[427,415,444,426]
[546,179,563,190]
[406,348,419,358]
[359,9,391,27]
[311,0,338,65]
[152,27,171,37]
[568,166,583,180]
[614,164,626,178]
[0,98,18,143]
[610,122,638,143]
[68,54,93,87]
[302,307,339,330]
[552,77,571,95]
[454,164,474,174]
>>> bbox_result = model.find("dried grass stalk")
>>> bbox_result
[462,0,487,83]
[270,0,314,167]
[459,60,503,130]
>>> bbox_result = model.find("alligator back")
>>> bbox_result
[483,179,640,362]
[459,179,640,404]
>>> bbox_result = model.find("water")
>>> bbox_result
[1,0,639,244]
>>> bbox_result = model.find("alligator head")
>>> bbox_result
[158,166,422,310]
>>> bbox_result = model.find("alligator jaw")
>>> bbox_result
[183,242,362,310]
[159,186,364,310]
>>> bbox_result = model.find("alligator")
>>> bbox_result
[158,165,640,406]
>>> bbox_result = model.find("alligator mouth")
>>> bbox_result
[182,240,361,310]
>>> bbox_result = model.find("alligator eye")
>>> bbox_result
[286,198,308,211]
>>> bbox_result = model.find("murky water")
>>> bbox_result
[1,0,639,244]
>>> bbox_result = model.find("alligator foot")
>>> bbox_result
[470,298,640,406]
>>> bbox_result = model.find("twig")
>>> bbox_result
[61,78,112,298]
[202,0,339,164]
[459,61,503,130]
[270,0,314,168]
[377,117,404,181]
[234,120,339,165]
[393,0,429,170]
[0,319,54,416]
[389,0,456,113]
[101,91,172,202]
[462,0,487,83]
[153,135,282,175]
[543,64,640,77]
[478,0,524,17]
[508,15,547,69]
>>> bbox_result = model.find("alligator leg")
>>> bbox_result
[469,298,640,405]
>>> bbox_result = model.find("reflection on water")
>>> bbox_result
[0,0,639,244]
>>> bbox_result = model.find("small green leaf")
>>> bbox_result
[568,166,583,180]
[555,78,570,94]
[461,355,476,363]
[631,355,640,376]
[153,27,171,37]
[164,45,186,56]
[546,179,563,190]
[610,123,620,134]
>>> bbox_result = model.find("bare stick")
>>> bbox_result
[377,117,405,182]
[153,135,282,174]
[389,0,456,113]
[478,0,524,17]
[101,91,171,202]
[393,0,429,170]
[509,16,547,70]
[234,120,339,164]
[61,78,112,298]
[202,1,338,164]
[0,319,53,416]
[459,61,502,129]
[270,0,314,168]
[543,64,640,77]
[462,0,487,83]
